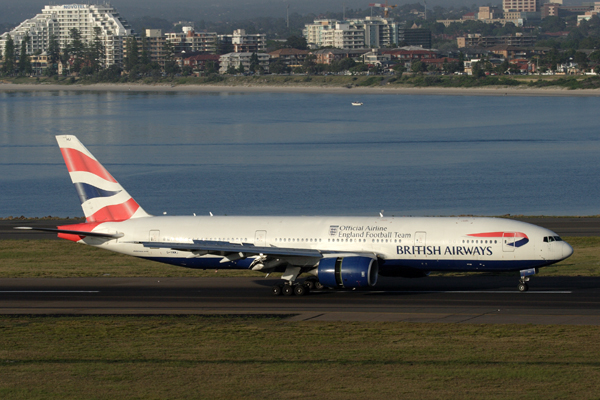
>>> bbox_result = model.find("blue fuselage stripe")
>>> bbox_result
[140,256,556,272]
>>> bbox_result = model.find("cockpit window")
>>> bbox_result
[543,236,563,243]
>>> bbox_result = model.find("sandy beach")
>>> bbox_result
[2,82,600,96]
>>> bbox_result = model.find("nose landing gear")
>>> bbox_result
[518,268,538,292]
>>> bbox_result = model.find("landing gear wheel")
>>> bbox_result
[272,284,283,296]
[314,281,325,290]
[282,284,294,296]
[304,279,316,290]
[518,282,529,292]
[293,284,307,296]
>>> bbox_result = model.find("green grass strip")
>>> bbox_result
[0,315,600,399]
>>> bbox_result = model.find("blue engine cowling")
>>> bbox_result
[317,256,378,288]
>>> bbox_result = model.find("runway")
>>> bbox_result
[1,218,599,324]
[2,276,600,325]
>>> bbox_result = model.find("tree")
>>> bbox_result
[18,33,32,75]
[46,34,60,75]
[249,52,260,72]
[496,59,510,75]
[349,63,368,74]
[88,27,105,72]
[540,16,567,33]
[226,64,237,74]
[301,54,317,74]
[335,57,356,72]
[140,35,150,66]
[204,61,218,75]
[471,61,485,78]
[66,28,85,72]
[285,35,307,50]
[181,65,193,76]
[269,59,290,74]
[427,63,438,72]
[2,34,16,76]
[163,41,180,76]
[124,37,139,72]
[573,51,589,70]
[411,61,427,73]
[589,50,600,64]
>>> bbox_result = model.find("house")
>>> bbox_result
[182,54,220,74]
[268,48,310,67]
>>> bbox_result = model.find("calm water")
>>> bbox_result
[1,89,599,218]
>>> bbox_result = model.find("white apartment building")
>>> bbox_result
[0,4,134,67]
[166,26,217,53]
[503,0,541,12]
[303,17,399,49]
[218,29,266,53]
[218,52,269,74]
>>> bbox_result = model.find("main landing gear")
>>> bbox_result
[518,268,538,292]
[271,277,325,296]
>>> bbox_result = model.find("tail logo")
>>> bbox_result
[57,136,149,222]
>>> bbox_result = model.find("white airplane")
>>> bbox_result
[17,135,574,295]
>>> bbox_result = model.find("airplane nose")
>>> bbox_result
[563,241,574,259]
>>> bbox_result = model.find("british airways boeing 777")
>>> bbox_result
[17,135,574,295]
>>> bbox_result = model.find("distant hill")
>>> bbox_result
[0,0,489,25]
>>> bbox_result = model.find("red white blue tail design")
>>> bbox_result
[56,135,150,222]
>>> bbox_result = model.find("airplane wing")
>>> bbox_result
[139,240,324,258]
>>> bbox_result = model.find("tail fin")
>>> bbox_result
[56,135,150,222]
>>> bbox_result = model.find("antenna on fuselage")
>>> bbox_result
[380,210,384,217]
[209,212,213,217]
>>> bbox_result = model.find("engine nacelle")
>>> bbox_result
[317,256,378,288]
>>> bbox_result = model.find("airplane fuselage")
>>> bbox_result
[71,215,572,274]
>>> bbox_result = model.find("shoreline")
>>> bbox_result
[2,82,600,97]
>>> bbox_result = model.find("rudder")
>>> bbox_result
[56,135,150,222]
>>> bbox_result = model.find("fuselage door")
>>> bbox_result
[149,230,160,242]
[255,230,267,246]
[415,232,426,246]
[415,232,427,257]
[502,232,516,252]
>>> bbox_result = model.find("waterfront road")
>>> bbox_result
[2,276,600,325]
[1,217,598,240]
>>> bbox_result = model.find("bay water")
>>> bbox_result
[1,89,598,218]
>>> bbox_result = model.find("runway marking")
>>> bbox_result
[364,290,573,294]
[0,291,100,293]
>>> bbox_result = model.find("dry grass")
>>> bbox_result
[0,237,598,278]
[0,316,599,399]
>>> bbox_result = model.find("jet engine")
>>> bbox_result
[317,256,378,288]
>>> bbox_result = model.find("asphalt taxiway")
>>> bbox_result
[2,276,600,324]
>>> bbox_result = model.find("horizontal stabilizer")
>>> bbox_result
[14,227,123,239]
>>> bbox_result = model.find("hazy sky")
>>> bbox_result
[0,0,491,24]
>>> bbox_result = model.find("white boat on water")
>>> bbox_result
[351,102,363,106]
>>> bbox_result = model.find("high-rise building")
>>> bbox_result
[218,29,266,53]
[503,0,541,12]
[303,17,403,49]
[0,4,134,67]
[398,28,432,49]
[166,27,217,54]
